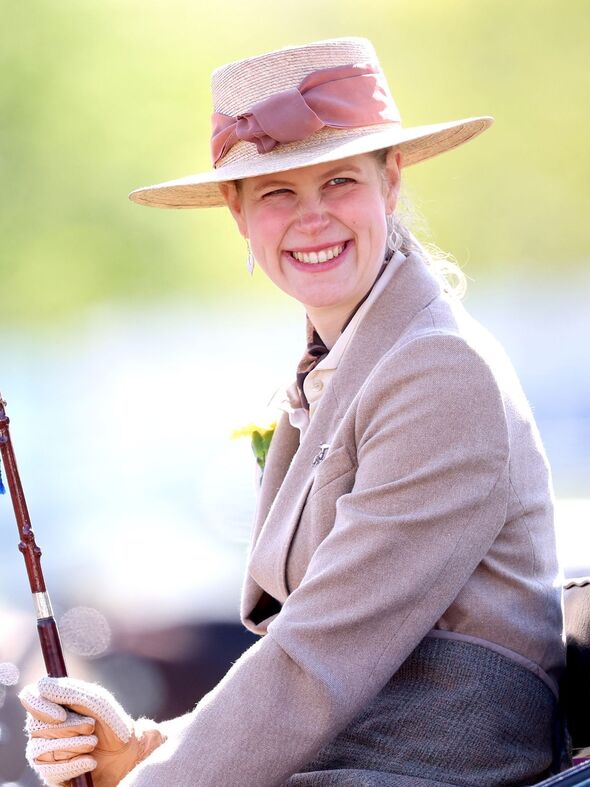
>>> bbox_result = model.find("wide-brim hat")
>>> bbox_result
[129,37,493,210]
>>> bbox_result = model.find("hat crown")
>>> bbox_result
[211,37,382,117]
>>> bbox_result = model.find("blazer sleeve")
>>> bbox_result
[121,333,511,787]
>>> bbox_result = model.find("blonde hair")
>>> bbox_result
[374,148,467,299]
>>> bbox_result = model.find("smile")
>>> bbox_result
[289,242,347,264]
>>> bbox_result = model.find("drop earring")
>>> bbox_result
[246,241,255,276]
[386,214,402,255]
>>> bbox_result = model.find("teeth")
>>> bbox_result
[292,243,345,264]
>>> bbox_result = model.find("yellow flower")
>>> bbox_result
[231,420,277,473]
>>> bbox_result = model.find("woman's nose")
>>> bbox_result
[295,200,330,235]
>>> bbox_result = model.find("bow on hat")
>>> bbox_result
[210,63,400,166]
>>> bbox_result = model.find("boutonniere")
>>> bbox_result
[231,418,277,474]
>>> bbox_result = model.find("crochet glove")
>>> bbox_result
[19,676,166,787]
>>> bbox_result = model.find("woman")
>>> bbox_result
[19,37,567,786]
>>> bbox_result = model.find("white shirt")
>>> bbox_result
[284,250,406,436]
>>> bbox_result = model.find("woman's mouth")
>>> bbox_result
[286,241,350,271]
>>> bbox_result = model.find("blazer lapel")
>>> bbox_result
[250,413,300,546]
[249,384,342,601]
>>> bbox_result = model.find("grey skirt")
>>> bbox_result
[283,636,567,787]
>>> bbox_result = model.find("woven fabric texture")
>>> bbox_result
[284,636,564,787]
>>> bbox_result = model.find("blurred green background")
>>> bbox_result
[1,0,588,326]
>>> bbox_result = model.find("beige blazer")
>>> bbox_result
[123,252,565,787]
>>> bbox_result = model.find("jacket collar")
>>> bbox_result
[331,251,442,409]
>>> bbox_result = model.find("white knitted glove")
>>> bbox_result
[19,677,166,787]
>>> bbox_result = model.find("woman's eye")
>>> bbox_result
[262,188,292,198]
[327,177,354,187]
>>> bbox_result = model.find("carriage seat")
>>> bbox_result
[564,577,590,762]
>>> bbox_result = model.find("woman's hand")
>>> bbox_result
[19,676,166,787]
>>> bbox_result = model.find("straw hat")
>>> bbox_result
[129,37,492,210]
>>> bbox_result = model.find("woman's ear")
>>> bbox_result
[218,182,248,239]
[383,149,402,214]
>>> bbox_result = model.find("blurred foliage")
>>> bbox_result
[0,0,588,326]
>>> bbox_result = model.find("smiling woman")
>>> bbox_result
[18,36,569,787]
[220,152,400,347]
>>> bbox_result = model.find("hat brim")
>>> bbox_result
[128,116,493,209]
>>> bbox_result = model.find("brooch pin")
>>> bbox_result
[312,443,330,466]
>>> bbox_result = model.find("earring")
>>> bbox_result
[386,214,402,254]
[246,241,255,276]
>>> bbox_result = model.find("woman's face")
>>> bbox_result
[221,150,401,326]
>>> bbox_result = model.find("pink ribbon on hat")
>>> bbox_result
[210,62,400,166]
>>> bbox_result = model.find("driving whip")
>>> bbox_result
[0,393,94,787]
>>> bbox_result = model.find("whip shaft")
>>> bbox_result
[0,395,94,787]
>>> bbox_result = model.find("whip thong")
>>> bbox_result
[0,394,94,787]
